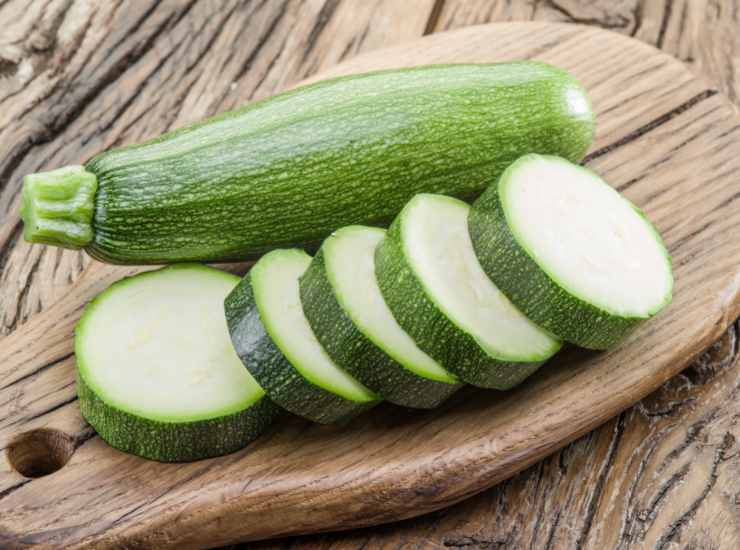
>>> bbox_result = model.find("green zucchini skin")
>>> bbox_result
[225,271,378,424]
[468,156,669,350]
[65,62,590,263]
[299,247,463,408]
[374,216,545,390]
[77,374,279,462]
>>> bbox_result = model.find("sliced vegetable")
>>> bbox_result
[225,249,379,424]
[76,264,278,462]
[22,62,593,263]
[469,154,673,349]
[300,226,462,408]
[375,194,561,389]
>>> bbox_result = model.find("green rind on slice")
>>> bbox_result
[225,249,379,424]
[77,373,279,462]
[375,195,561,389]
[469,154,673,350]
[75,264,279,462]
[300,227,462,409]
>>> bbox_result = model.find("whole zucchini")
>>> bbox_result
[21,62,594,264]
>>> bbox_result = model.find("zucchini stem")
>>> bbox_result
[21,165,98,249]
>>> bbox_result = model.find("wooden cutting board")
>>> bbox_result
[2,22,740,549]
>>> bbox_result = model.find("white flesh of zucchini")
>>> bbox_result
[77,266,264,422]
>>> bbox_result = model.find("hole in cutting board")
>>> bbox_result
[6,428,75,478]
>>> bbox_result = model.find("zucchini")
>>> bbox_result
[469,154,673,349]
[75,264,279,462]
[225,249,379,424]
[299,226,462,408]
[21,62,593,263]
[375,194,561,389]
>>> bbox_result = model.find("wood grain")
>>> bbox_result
[435,0,740,104]
[1,20,740,548]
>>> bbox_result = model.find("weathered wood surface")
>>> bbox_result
[253,324,740,550]
[0,1,739,549]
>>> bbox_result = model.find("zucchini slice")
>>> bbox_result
[469,154,673,349]
[375,194,561,389]
[300,226,462,408]
[75,265,279,462]
[225,249,379,424]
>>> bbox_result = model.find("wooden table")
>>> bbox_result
[1,1,738,548]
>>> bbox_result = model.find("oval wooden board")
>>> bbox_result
[2,22,740,549]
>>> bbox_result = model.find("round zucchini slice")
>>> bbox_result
[76,264,279,462]
[469,154,673,349]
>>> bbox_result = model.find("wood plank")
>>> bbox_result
[1,22,739,548]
